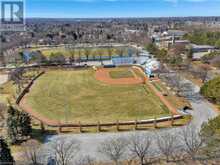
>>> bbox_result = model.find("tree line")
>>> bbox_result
[1,106,219,165]
[2,123,219,165]
[22,47,137,65]
[183,30,220,48]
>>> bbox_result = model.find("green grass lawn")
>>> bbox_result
[0,81,17,103]
[39,47,127,58]
[109,68,134,79]
[25,69,170,123]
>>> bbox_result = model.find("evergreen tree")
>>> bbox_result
[0,137,14,164]
[7,106,18,144]
[19,112,32,137]
[7,106,32,144]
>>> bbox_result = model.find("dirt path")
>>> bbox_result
[20,97,60,126]
[147,82,178,115]
[132,66,178,115]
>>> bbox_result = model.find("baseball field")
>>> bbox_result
[23,67,170,124]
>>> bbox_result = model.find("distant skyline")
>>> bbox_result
[26,0,220,18]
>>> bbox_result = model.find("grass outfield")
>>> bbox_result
[25,69,170,123]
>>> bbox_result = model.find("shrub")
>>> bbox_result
[200,77,220,104]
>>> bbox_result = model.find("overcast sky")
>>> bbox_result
[26,0,220,18]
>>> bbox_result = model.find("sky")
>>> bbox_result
[26,0,220,18]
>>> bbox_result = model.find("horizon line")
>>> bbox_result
[26,16,220,19]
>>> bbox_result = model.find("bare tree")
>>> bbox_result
[156,132,180,162]
[84,49,91,61]
[22,140,42,165]
[0,103,7,120]
[49,137,80,165]
[78,49,82,64]
[107,47,114,59]
[97,49,104,62]
[98,137,128,165]
[69,49,75,64]
[75,155,96,165]
[197,65,210,83]
[117,48,124,57]
[128,134,152,165]
[181,124,203,160]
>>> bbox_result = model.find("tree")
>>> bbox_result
[201,77,220,104]
[78,49,82,63]
[32,51,47,65]
[157,49,168,62]
[75,155,95,165]
[197,65,210,83]
[200,116,220,159]
[69,49,76,64]
[181,124,203,160]
[84,49,91,61]
[146,43,157,55]
[128,134,152,165]
[107,48,114,59]
[97,49,104,62]
[187,47,193,60]
[98,137,128,165]
[156,132,180,162]
[215,39,220,48]
[135,49,140,57]
[19,111,32,137]
[49,52,66,64]
[116,48,124,57]
[9,67,24,94]
[0,102,7,122]
[49,137,80,165]
[7,106,19,144]
[0,137,14,164]
[7,106,32,144]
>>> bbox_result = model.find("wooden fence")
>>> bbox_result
[16,71,45,104]
[56,115,183,128]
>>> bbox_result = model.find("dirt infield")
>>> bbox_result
[95,67,145,85]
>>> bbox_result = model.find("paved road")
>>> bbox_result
[0,74,8,85]
[40,76,218,162]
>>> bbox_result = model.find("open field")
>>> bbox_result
[35,47,130,58]
[24,68,170,123]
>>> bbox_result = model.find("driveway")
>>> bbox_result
[39,74,218,162]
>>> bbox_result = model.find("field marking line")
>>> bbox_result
[130,68,138,79]
[134,66,179,115]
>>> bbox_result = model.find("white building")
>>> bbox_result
[142,58,160,78]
